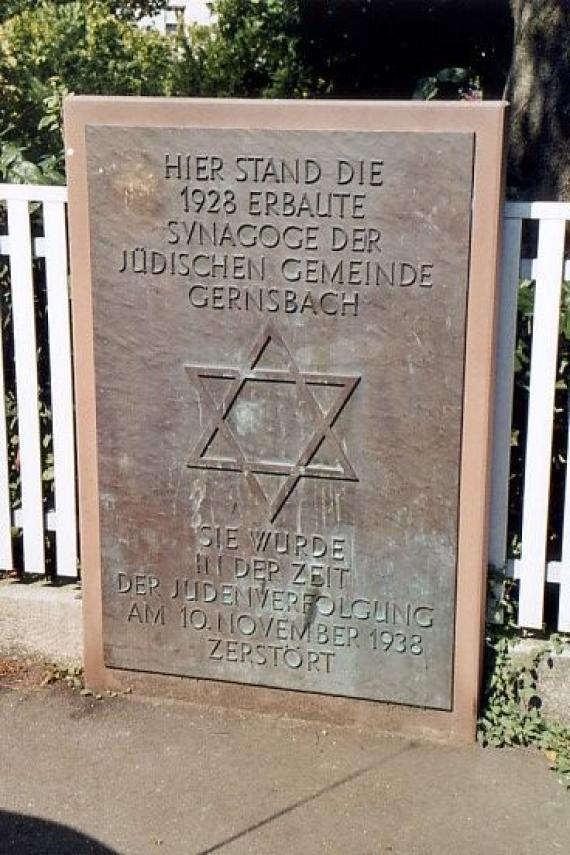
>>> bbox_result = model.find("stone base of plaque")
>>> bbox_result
[83,665,476,743]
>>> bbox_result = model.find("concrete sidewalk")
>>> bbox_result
[0,578,82,665]
[0,668,568,855]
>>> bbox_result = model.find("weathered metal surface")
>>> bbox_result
[86,126,474,709]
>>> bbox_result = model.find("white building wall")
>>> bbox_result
[140,1,213,34]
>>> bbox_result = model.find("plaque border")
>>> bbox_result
[64,97,507,742]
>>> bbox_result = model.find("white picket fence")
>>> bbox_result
[0,184,569,632]
[0,183,77,578]
[490,201,570,632]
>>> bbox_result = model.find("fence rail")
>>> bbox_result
[0,184,568,632]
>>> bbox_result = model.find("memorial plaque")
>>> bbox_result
[66,99,506,737]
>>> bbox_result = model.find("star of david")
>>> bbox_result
[185,323,360,521]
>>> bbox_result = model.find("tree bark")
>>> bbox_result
[507,0,570,200]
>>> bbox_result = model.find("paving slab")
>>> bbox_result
[0,674,568,855]
[0,578,82,665]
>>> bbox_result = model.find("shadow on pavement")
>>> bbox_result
[0,810,117,854]
[197,742,417,855]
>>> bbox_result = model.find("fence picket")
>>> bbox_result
[0,291,13,571]
[489,216,522,569]
[6,198,45,574]
[557,389,570,632]
[514,218,566,629]
[43,200,77,578]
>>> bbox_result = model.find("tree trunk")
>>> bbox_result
[507,0,570,200]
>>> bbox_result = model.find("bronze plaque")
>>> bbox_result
[85,125,475,710]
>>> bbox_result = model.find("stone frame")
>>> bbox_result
[65,97,507,742]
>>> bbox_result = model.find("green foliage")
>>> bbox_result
[508,278,570,559]
[41,661,131,698]
[0,1,164,23]
[42,662,84,689]
[478,570,570,788]
[0,1,176,167]
[413,66,482,101]
[0,0,516,179]
[0,141,64,184]
[172,0,313,98]
[99,1,166,20]
[486,270,569,773]
[0,0,320,175]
